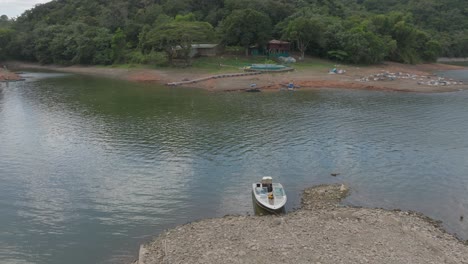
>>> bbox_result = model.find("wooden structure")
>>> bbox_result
[247,40,291,57]
[167,71,263,87]
[175,44,222,58]
[193,44,222,57]
[267,40,290,57]
[248,45,262,56]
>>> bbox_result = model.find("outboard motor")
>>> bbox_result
[261,176,273,192]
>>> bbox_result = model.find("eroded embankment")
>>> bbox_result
[133,184,468,264]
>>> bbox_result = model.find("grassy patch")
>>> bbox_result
[102,56,341,74]
[292,57,337,70]
[190,55,340,73]
[95,64,149,69]
[190,56,272,73]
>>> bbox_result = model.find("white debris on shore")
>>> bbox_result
[357,71,464,87]
[132,184,468,264]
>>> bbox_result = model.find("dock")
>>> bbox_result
[167,72,263,87]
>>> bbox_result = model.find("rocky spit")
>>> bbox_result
[357,71,464,87]
[0,69,22,82]
[133,184,468,264]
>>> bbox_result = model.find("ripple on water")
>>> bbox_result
[1,76,468,264]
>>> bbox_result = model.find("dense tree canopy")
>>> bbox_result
[0,0,466,65]
[220,9,272,56]
[283,17,325,60]
[143,20,215,65]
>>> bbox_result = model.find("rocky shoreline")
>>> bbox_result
[132,184,468,264]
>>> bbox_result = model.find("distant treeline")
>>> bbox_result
[0,0,467,65]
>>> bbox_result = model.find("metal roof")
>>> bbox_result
[174,44,219,50]
[192,44,219,49]
[269,39,290,44]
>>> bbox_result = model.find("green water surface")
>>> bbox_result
[1,70,468,264]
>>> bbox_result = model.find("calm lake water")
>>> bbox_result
[1,70,468,264]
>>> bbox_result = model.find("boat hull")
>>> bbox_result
[252,183,287,214]
[252,194,286,214]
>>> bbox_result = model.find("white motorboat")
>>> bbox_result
[252,177,287,213]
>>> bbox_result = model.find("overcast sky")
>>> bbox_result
[0,0,51,18]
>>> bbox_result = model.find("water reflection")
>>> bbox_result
[1,72,468,264]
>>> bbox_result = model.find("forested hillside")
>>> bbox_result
[0,0,467,65]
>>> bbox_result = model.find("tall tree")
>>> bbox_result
[144,21,214,65]
[0,28,14,60]
[339,26,396,64]
[283,17,324,60]
[220,9,272,56]
[111,28,126,63]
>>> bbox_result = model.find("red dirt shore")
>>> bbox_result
[6,61,467,93]
[194,62,467,93]
[0,68,21,81]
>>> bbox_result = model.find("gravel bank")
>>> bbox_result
[134,184,468,264]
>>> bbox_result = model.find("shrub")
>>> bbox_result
[224,46,244,55]
[126,50,168,66]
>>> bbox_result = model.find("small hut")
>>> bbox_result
[174,44,222,58]
[192,44,222,57]
[267,40,290,57]
[248,44,263,56]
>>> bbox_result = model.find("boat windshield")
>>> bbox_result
[256,187,268,195]
[273,187,284,196]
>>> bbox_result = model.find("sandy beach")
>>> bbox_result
[133,184,468,264]
[5,61,467,93]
